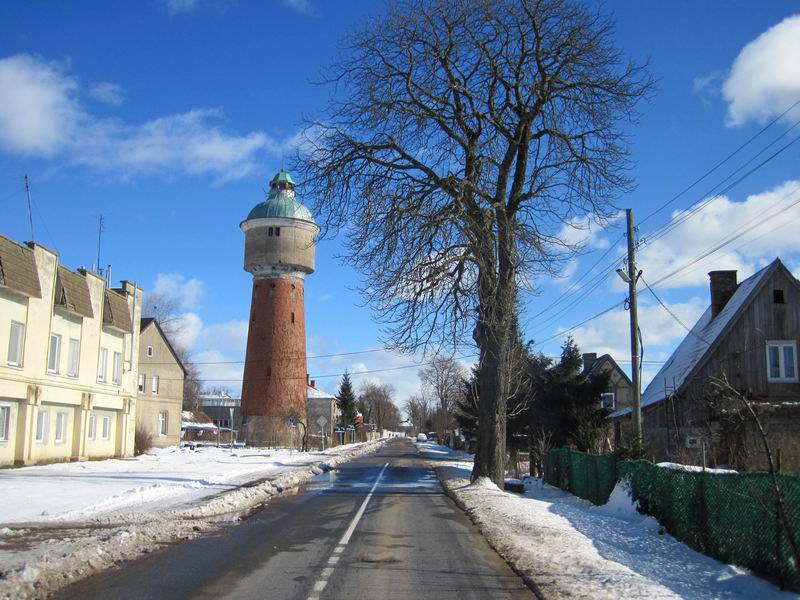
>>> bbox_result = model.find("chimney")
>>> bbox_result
[582,353,597,372]
[709,270,738,318]
[310,379,316,389]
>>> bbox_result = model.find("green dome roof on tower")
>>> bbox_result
[245,170,315,223]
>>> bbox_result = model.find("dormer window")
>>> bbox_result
[774,289,785,304]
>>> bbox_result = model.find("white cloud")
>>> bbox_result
[203,320,248,354]
[170,312,204,350]
[282,0,317,16]
[635,180,800,290]
[566,297,707,387]
[161,0,201,14]
[0,55,81,155]
[89,82,123,106]
[692,71,724,95]
[722,15,800,126]
[152,273,205,310]
[0,54,295,181]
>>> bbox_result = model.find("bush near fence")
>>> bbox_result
[544,448,800,590]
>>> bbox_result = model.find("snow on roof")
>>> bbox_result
[307,386,336,400]
[181,410,218,430]
[611,261,776,418]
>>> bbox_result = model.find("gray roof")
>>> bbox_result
[55,266,94,318]
[611,259,780,418]
[104,289,133,333]
[0,236,41,299]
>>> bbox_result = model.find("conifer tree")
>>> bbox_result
[336,371,358,427]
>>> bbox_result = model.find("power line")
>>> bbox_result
[640,275,709,346]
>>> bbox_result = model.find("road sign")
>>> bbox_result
[345,425,355,431]
[316,415,328,428]
[288,416,297,427]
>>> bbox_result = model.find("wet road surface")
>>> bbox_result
[56,438,534,600]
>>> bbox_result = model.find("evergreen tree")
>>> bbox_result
[336,371,358,427]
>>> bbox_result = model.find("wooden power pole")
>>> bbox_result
[625,208,642,445]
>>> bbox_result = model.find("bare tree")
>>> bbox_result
[419,356,467,440]
[142,292,203,410]
[296,0,652,485]
[358,382,402,431]
[404,394,433,434]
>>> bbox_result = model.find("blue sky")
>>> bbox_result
[1,1,799,403]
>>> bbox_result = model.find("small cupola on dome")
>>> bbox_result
[244,170,315,223]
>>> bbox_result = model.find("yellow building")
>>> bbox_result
[0,235,141,466]
[136,318,185,447]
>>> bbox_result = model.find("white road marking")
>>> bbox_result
[306,462,389,600]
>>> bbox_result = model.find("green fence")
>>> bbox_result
[620,460,800,590]
[543,447,619,506]
[544,447,800,590]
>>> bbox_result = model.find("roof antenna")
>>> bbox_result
[24,175,35,242]
[96,214,105,276]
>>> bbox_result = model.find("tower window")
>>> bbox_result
[774,289,786,304]
[291,312,295,324]
[268,227,273,236]
[275,227,281,237]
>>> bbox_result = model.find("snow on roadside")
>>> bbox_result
[0,439,387,600]
[418,444,796,600]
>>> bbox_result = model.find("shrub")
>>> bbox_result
[134,425,154,456]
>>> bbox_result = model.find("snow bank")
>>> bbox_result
[656,462,738,474]
[0,439,387,600]
[425,449,793,599]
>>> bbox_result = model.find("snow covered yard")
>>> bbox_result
[0,439,387,600]
[417,443,797,599]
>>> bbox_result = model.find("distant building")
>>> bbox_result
[307,380,340,449]
[0,235,141,466]
[199,392,241,434]
[581,352,633,412]
[137,318,185,447]
[612,259,800,472]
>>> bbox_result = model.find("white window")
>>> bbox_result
[600,392,615,410]
[48,333,61,373]
[159,411,168,436]
[102,416,111,440]
[767,341,798,382]
[88,414,96,440]
[151,375,159,395]
[98,347,108,382]
[138,374,145,393]
[67,338,80,377]
[146,345,154,358]
[0,406,10,441]
[7,321,25,367]
[112,351,122,385]
[55,411,67,443]
[35,409,48,443]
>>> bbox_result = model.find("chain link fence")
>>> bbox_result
[544,447,800,590]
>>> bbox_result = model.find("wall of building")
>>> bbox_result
[136,323,184,447]
[0,239,141,466]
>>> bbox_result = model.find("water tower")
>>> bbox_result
[240,170,318,445]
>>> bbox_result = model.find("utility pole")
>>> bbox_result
[624,208,642,445]
[96,214,105,275]
[24,175,34,241]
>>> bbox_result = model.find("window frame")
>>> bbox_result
[88,414,97,440]
[35,408,48,443]
[600,392,616,410]
[101,416,111,440]
[146,345,154,358]
[67,338,80,377]
[112,351,122,385]
[98,347,108,382]
[766,341,799,383]
[55,411,67,443]
[47,333,62,374]
[159,411,168,436]
[151,374,159,395]
[0,405,10,442]
[7,321,25,367]
[138,373,145,393]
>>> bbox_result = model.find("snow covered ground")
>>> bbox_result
[0,439,387,600]
[417,442,797,599]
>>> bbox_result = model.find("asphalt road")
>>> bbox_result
[56,438,534,600]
